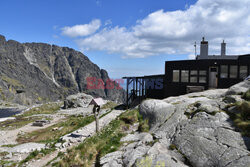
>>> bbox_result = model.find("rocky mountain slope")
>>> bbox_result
[0,35,125,105]
[101,80,250,167]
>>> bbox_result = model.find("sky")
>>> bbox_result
[0,0,250,79]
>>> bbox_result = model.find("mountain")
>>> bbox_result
[0,35,125,105]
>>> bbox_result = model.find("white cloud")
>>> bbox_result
[104,19,112,26]
[188,54,196,59]
[70,0,250,58]
[61,19,101,37]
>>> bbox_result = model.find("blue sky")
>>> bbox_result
[1,0,249,78]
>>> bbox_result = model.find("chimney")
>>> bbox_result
[221,40,226,57]
[200,37,208,59]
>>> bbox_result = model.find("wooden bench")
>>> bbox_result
[186,86,205,93]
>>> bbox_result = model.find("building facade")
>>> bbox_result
[124,38,250,106]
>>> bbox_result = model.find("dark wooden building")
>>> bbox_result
[165,54,250,97]
[123,38,250,107]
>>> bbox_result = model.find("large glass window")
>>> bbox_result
[239,66,247,79]
[199,70,206,75]
[199,70,207,83]
[191,70,198,75]
[220,65,228,78]
[173,70,180,82]
[230,65,238,78]
[181,70,189,82]
[190,70,198,83]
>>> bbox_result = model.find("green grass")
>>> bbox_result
[226,101,250,137]
[51,109,142,167]
[0,160,15,166]
[0,87,7,101]
[19,146,59,167]
[17,115,95,144]
[242,89,250,101]
[22,102,62,117]
[169,144,177,150]
[19,150,40,166]
[17,115,98,167]
[1,75,24,88]
[1,144,19,148]
[184,109,217,119]
[0,151,9,156]
[101,101,117,110]
[0,116,41,130]
[0,102,62,130]
[137,111,149,132]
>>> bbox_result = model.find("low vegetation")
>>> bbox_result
[1,75,24,88]
[17,115,95,144]
[17,115,96,166]
[0,116,41,130]
[185,109,217,119]
[101,101,117,110]
[51,109,148,167]
[0,103,62,130]
[242,89,250,101]
[226,101,250,137]
[19,148,56,166]
[22,102,62,117]
[0,160,16,166]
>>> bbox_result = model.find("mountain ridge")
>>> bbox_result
[0,34,125,105]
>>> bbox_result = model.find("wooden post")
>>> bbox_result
[139,79,141,102]
[93,105,100,133]
[142,78,144,98]
[136,78,138,98]
[133,78,135,101]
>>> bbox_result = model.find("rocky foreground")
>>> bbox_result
[101,80,250,167]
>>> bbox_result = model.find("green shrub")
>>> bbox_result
[242,89,250,101]
[239,101,250,120]
[169,144,177,150]
[120,109,138,124]
[138,119,149,132]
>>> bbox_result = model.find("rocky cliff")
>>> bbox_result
[0,35,125,105]
[101,80,250,167]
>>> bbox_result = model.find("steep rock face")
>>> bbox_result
[0,35,125,105]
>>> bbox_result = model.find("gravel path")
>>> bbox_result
[26,109,125,167]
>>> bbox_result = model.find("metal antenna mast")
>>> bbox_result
[194,41,197,58]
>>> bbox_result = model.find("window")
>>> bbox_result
[230,65,238,78]
[199,70,206,75]
[199,70,207,83]
[220,65,228,78]
[190,76,197,83]
[191,70,198,75]
[199,77,206,83]
[173,70,180,82]
[181,70,189,82]
[239,66,247,79]
[190,70,198,83]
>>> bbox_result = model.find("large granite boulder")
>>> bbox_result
[139,99,175,130]
[226,80,250,95]
[63,93,93,109]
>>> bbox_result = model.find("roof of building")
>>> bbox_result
[89,98,105,106]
